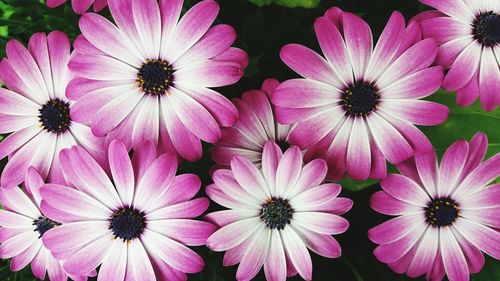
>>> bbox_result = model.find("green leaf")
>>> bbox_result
[422,90,500,158]
[472,257,500,281]
[249,0,321,8]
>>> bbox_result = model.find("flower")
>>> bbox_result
[69,0,248,162]
[0,167,89,281]
[40,140,216,280]
[212,78,295,169]
[46,0,108,15]
[368,132,500,281]
[206,141,353,281]
[271,7,449,181]
[0,31,105,188]
[414,0,500,111]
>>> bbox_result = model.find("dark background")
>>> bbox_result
[0,0,499,280]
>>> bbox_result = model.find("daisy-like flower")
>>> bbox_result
[206,141,353,281]
[47,0,108,15]
[271,7,449,181]
[368,132,500,281]
[69,0,247,161]
[0,31,105,188]
[0,167,88,281]
[414,0,500,111]
[40,140,216,280]
[212,78,295,169]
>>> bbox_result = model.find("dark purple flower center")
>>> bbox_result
[260,197,293,230]
[38,98,71,133]
[109,206,146,241]
[33,216,60,238]
[473,12,500,46]
[343,81,379,116]
[136,59,174,95]
[425,198,459,227]
[275,139,291,152]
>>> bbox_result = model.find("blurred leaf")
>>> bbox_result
[422,90,500,158]
[473,257,500,281]
[339,178,378,192]
[249,0,321,8]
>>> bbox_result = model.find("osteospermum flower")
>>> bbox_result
[206,141,353,281]
[0,31,105,188]
[0,167,88,281]
[368,132,500,281]
[415,0,500,111]
[69,0,247,161]
[212,79,295,168]
[272,7,449,181]
[47,0,108,15]
[40,140,216,280]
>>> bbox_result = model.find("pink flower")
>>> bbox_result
[206,141,353,281]
[40,140,216,280]
[0,168,89,281]
[414,0,500,111]
[0,31,105,188]
[271,7,449,181]
[368,132,500,281]
[46,0,108,15]
[212,78,296,169]
[68,0,248,162]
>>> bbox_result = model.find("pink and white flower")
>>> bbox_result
[369,132,500,281]
[414,0,500,111]
[0,168,88,281]
[0,31,105,188]
[212,78,295,169]
[40,140,216,280]
[271,7,449,181]
[47,0,108,15]
[206,141,353,281]
[69,0,248,162]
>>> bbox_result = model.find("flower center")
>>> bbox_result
[425,198,459,227]
[260,198,293,230]
[343,81,379,116]
[38,99,71,133]
[33,216,60,238]
[275,139,291,152]
[136,59,174,95]
[473,12,500,46]
[109,206,146,241]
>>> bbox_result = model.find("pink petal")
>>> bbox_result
[279,44,339,87]
[280,227,312,280]
[314,17,353,86]
[380,174,429,207]
[438,140,469,196]
[166,0,219,62]
[370,191,422,216]
[365,11,406,82]
[479,47,500,111]
[236,226,270,281]
[442,41,482,92]
[368,214,423,244]
[366,113,413,164]
[342,12,372,80]
[440,227,469,281]
[264,230,286,281]
[142,229,204,273]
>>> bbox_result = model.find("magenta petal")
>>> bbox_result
[479,47,500,111]
[370,191,422,216]
[341,12,372,80]
[279,44,339,87]
[440,227,469,281]
[264,230,286,281]
[380,174,429,207]
[442,42,481,92]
